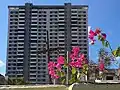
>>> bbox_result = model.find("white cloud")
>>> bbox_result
[0,72,5,76]
[0,59,5,67]
[116,57,120,60]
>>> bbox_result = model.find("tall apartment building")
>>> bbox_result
[6,3,89,84]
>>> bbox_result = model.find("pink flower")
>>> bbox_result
[69,61,76,67]
[55,63,62,71]
[69,60,82,68]
[85,59,88,64]
[89,34,94,40]
[89,30,96,36]
[49,69,55,75]
[70,54,77,61]
[89,39,95,45]
[72,47,80,53]
[89,30,97,44]
[57,56,64,65]
[48,61,55,70]
[99,61,105,71]
[80,54,85,59]
[69,47,87,68]
[71,47,80,57]
[51,73,59,79]
[54,74,59,79]
[95,28,101,34]
[101,33,106,40]
[75,61,82,68]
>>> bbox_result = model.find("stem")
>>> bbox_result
[106,40,113,53]
[105,40,117,61]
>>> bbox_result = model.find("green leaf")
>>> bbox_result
[72,67,77,74]
[112,50,117,57]
[69,74,76,84]
[82,64,88,75]
[117,47,120,56]
[102,40,109,47]
[102,40,105,46]
[61,71,65,77]
[56,70,65,77]
[63,64,68,68]
[61,78,66,84]
[98,35,102,41]
[105,41,109,47]
[112,47,120,57]
[77,72,81,79]
[56,70,61,77]
[59,77,66,84]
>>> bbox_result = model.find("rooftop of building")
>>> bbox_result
[8,3,88,9]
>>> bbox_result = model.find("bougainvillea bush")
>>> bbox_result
[89,28,120,57]
[48,47,88,84]
[89,28,120,78]
[48,27,120,84]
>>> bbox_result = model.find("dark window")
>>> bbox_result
[19,11,25,13]
[72,40,77,42]
[19,15,25,17]
[71,11,77,13]
[10,11,18,14]
[32,11,37,13]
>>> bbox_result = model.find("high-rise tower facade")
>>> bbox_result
[6,3,88,84]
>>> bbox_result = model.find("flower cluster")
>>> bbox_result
[99,60,105,71]
[48,47,87,79]
[48,56,65,79]
[69,47,87,68]
[89,28,106,44]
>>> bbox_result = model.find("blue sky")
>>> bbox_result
[0,0,120,75]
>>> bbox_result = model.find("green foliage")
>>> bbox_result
[7,77,26,85]
[98,34,102,41]
[98,48,112,67]
[112,46,120,57]
[102,40,109,47]
[77,72,81,79]
[71,67,77,74]
[69,74,76,84]
[82,64,88,75]
[58,76,66,84]
[57,71,65,77]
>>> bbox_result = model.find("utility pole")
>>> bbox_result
[66,51,69,85]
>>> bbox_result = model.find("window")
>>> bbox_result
[32,11,37,13]
[42,79,45,81]
[71,11,77,13]
[10,11,18,14]
[19,15,25,17]
[19,22,25,24]
[83,18,86,20]
[83,15,86,17]
[82,33,86,35]
[72,40,77,42]
[50,11,57,13]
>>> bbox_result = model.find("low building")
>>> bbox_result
[103,69,120,80]
[0,74,7,85]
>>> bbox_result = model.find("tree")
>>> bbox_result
[7,77,27,85]
[98,48,113,68]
